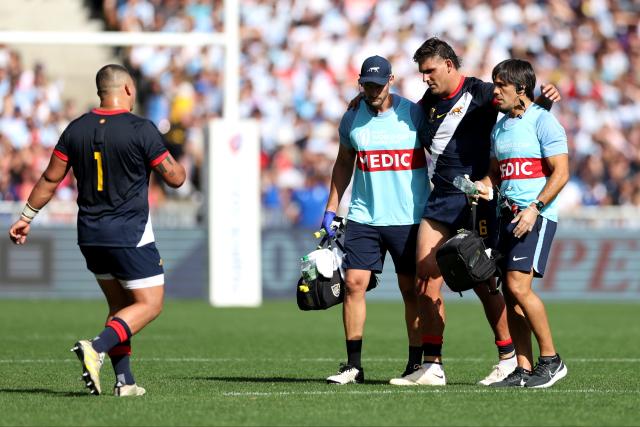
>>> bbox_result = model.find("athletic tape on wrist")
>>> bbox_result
[21,202,40,222]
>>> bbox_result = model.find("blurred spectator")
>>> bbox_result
[4,0,640,227]
[290,171,330,229]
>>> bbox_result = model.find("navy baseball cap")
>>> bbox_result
[358,55,392,85]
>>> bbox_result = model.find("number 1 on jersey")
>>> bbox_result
[94,151,104,191]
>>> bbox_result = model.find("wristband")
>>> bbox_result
[21,202,40,222]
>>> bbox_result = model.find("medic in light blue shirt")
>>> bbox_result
[475,59,570,389]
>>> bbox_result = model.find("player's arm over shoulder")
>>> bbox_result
[407,100,431,149]
[138,119,186,188]
[470,79,496,106]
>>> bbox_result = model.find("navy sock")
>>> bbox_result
[496,338,515,359]
[346,340,362,368]
[109,340,135,385]
[92,317,132,353]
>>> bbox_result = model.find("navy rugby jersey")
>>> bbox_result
[419,76,497,193]
[54,109,168,247]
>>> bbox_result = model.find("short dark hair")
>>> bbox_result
[412,37,461,69]
[96,64,132,97]
[491,59,536,101]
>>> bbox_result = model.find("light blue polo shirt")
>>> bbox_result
[339,95,430,225]
[491,104,568,221]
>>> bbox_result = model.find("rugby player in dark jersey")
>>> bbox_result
[391,38,560,386]
[8,64,185,396]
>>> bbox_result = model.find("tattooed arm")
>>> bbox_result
[153,153,186,188]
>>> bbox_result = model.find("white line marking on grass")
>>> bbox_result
[2,357,640,364]
[223,389,640,397]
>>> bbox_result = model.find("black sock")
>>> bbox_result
[540,354,558,363]
[109,340,135,385]
[422,335,443,360]
[408,346,422,366]
[92,317,132,353]
[346,340,362,368]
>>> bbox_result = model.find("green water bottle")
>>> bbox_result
[300,255,317,282]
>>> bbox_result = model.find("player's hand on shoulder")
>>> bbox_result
[347,93,363,111]
[8,218,31,245]
[540,83,561,102]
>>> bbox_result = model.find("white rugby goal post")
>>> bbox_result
[0,0,262,307]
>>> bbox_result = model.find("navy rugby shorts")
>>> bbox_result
[343,220,419,275]
[497,211,557,277]
[422,191,498,247]
[80,242,165,289]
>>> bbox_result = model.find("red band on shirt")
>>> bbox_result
[442,76,465,100]
[499,157,550,180]
[91,108,129,115]
[356,148,426,172]
[150,150,169,167]
[53,149,68,162]
[422,335,444,345]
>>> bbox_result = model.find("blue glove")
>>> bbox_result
[322,211,337,237]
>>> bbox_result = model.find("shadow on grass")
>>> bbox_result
[187,376,390,385]
[0,388,88,397]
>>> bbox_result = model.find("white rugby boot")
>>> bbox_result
[389,362,446,386]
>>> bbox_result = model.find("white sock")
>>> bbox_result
[498,355,517,369]
[423,362,444,372]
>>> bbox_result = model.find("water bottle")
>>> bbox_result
[453,174,478,196]
[300,255,317,282]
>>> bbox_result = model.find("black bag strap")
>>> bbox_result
[470,200,477,233]
[317,234,330,249]
[332,236,346,253]
[316,230,346,253]
[316,216,346,250]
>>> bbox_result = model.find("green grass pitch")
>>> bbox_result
[0,299,638,426]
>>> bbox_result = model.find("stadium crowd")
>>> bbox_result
[1,0,639,227]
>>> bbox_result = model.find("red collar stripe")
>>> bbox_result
[443,76,465,100]
[91,108,129,115]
